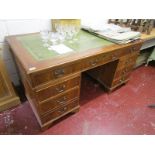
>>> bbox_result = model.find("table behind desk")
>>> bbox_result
[135,28,155,67]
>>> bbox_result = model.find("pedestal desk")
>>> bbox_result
[6,30,143,129]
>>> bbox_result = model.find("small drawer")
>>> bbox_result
[120,60,136,71]
[125,54,138,67]
[39,87,79,114]
[84,55,102,69]
[101,52,113,62]
[114,67,132,79]
[116,44,140,58]
[129,44,142,53]
[121,44,141,55]
[41,99,79,124]
[83,52,112,70]
[125,59,136,66]
[30,61,81,87]
[36,75,80,102]
[126,52,139,62]
[114,65,133,79]
[117,52,139,69]
[109,51,121,61]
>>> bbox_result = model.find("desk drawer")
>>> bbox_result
[129,44,142,53]
[39,87,79,114]
[41,99,79,124]
[121,44,141,55]
[114,64,135,79]
[112,74,130,87]
[30,61,81,87]
[117,52,139,69]
[36,74,80,102]
[83,52,116,70]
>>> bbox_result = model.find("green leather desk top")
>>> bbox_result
[17,30,113,61]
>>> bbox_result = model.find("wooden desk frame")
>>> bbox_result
[7,33,143,130]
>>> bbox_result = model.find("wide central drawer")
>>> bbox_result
[82,44,140,71]
[39,87,79,114]
[114,63,136,79]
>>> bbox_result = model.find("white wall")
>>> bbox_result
[0,19,108,86]
[0,19,51,86]
[81,18,108,27]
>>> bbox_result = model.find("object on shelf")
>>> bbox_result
[109,19,155,35]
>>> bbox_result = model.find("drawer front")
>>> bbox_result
[30,61,81,87]
[83,52,118,70]
[39,87,79,114]
[36,75,80,102]
[114,63,135,79]
[83,54,104,69]
[41,99,79,124]
[129,44,142,53]
[121,43,142,55]
[117,52,139,69]
[112,74,130,87]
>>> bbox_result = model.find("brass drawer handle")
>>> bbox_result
[55,84,66,93]
[112,56,117,60]
[89,58,99,66]
[130,47,136,52]
[54,68,65,77]
[112,54,117,60]
[122,68,128,74]
[56,96,67,105]
[102,55,107,59]
[90,61,97,66]
[58,107,67,113]
[126,59,132,64]
[119,76,125,83]
[119,79,123,83]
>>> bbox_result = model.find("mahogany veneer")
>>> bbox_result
[6,32,143,129]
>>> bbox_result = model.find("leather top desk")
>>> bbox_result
[6,30,143,129]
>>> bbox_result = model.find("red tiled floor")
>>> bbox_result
[0,65,155,135]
